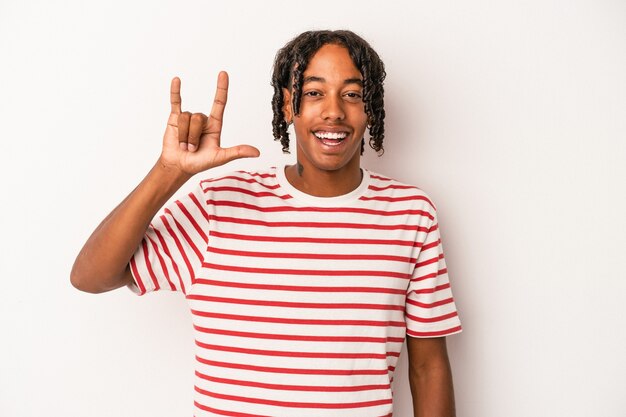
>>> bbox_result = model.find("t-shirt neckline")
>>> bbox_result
[274,165,370,207]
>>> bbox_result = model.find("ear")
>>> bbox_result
[282,87,293,125]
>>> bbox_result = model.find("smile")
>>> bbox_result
[314,131,349,147]
[314,131,348,140]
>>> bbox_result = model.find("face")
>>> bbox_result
[283,43,368,176]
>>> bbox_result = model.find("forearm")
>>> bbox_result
[409,358,456,417]
[406,335,456,417]
[71,160,191,293]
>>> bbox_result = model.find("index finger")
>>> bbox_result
[209,71,229,126]
[170,77,182,114]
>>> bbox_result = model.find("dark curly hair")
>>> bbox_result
[271,30,386,155]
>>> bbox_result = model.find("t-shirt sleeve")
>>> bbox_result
[406,206,462,338]
[128,182,209,296]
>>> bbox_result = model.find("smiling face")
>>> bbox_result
[283,43,368,180]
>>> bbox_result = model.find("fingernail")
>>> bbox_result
[188,144,197,152]
[179,142,188,151]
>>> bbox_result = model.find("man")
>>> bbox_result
[72,30,461,417]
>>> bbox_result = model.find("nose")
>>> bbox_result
[321,94,345,121]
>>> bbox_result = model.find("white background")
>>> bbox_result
[1,1,625,416]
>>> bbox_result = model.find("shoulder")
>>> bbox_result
[365,170,438,214]
[198,167,278,191]
[195,167,287,203]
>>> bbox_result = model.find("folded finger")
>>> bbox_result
[188,113,207,152]
[178,111,191,150]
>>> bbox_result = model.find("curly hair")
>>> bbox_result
[271,30,386,155]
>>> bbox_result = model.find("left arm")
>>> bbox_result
[407,336,456,417]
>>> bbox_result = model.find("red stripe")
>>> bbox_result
[203,186,291,199]
[196,356,389,376]
[202,262,412,279]
[164,208,203,262]
[415,254,442,268]
[160,217,192,292]
[236,170,275,178]
[411,268,448,283]
[406,311,459,324]
[368,184,418,191]
[153,227,186,293]
[406,297,455,309]
[187,294,404,311]
[369,174,393,181]
[146,235,177,290]
[129,256,146,295]
[360,194,434,206]
[407,325,462,337]
[176,199,208,243]
[195,370,390,392]
[195,340,389,359]
[193,325,405,343]
[210,230,417,247]
[189,191,209,222]
[194,385,392,409]
[194,401,270,417]
[146,236,176,290]
[410,283,451,295]
[190,310,406,327]
[141,239,161,290]
[209,215,424,231]
[201,175,280,189]
[420,239,440,252]
[206,199,434,219]
[208,246,415,263]
[192,278,406,294]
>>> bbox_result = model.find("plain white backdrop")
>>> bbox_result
[1,1,625,416]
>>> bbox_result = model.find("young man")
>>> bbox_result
[72,30,462,417]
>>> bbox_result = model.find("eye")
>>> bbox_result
[304,90,322,97]
[344,91,363,101]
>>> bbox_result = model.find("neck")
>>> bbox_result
[284,162,363,197]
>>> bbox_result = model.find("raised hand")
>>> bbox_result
[160,71,260,176]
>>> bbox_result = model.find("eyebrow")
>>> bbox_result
[303,76,363,86]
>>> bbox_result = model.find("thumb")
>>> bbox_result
[216,145,261,166]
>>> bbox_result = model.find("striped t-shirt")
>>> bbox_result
[129,166,462,417]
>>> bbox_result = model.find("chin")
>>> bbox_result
[311,157,357,173]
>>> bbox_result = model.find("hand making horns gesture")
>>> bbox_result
[160,71,260,175]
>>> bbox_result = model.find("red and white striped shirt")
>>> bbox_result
[130,166,461,417]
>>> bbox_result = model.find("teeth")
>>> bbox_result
[314,131,348,140]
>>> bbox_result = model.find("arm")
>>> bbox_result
[407,336,456,417]
[70,72,259,293]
